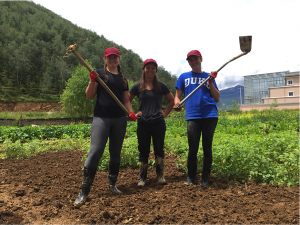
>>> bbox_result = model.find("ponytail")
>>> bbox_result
[117,64,127,89]
[104,64,109,82]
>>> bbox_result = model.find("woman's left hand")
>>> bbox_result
[135,111,142,119]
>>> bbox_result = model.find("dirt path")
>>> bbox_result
[0,149,299,224]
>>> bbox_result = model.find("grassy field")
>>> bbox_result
[0,108,299,186]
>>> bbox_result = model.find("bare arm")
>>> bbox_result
[209,83,220,103]
[174,88,183,106]
[123,91,134,113]
[162,92,175,118]
[128,93,135,102]
[86,82,98,99]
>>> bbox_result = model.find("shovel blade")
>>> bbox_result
[239,36,252,53]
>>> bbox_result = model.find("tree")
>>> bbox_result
[60,60,96,120]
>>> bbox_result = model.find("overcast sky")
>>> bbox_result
[32,0,300,90]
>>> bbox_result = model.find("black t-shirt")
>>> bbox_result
[129,81,170,123]
[94,69,128,118]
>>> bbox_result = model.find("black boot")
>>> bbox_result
[155,156,167,184]
[138,161,148,186]
[107,163,122,194]
[200,157,212,187]
[74,167,96,207]
[184,160,197,185]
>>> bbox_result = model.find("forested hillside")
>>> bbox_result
[0,1,177,102]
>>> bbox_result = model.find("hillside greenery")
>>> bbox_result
[0,1,177,104]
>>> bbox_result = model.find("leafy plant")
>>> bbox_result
[60,60,96,120]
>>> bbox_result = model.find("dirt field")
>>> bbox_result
[0,149,299,224]
[0,101,62,112]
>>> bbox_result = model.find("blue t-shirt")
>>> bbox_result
[175,71,219,120]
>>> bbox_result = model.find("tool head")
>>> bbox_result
[239,36,252,53]
[173,104,182,112]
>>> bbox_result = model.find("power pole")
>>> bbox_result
[239,87,243,105]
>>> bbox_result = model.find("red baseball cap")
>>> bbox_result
[104,47,120,57]
[186,50,202,60]
[142,59,158,69]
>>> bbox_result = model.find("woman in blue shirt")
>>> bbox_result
[174,50,220,187]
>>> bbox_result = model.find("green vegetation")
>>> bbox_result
[270,98,279,109]
[0,109,299,187]
[0,1,177,103]
[60,60,96,119]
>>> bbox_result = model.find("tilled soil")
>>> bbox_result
[0,149,299,224]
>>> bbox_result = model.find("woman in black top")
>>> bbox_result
[74,47,136,207]
[129,59,174,186]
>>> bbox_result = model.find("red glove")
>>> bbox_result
[128,112,136,121]
[89,70,98,82]
[208,72,217,84]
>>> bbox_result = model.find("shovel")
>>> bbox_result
[174,36,252,111]
[63,39,130,115]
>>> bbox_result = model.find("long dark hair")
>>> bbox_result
[104,61,127,89]
[139,70,161,93]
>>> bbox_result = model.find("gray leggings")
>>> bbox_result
[84,116,127,170]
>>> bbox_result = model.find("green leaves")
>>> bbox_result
[0,124,92,143]
[60,60,96,120]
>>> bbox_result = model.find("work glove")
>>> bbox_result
[128,112,136,121]
[208,71,217,84]
[89,70,98,82]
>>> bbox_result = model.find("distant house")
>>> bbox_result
[240,71,299,111]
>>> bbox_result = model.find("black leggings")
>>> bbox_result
[137,119,166,163]
[84,116,127,170]
[187,118,218,161]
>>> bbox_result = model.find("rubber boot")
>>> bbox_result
[107,163,122,194]
[138,161,148,186]
[184,160,197,185]
[200,157,212,187]
[74,167,96,207]
[155,156,167,184]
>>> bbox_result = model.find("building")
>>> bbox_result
[240,71,299,111]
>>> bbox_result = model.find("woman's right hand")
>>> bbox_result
[174,98,181,108]
[90,70,98,82]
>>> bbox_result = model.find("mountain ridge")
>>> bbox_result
[217,85,244,110]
